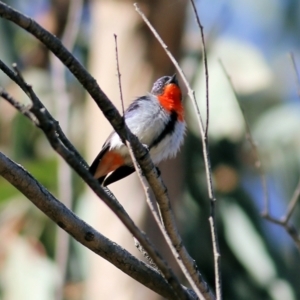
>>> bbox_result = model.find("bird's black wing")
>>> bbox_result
[103,165,135,186]
[89,144,110,176]
[89,133,135,186]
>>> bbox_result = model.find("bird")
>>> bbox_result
[89,74,185,186]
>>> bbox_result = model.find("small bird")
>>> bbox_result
[89,74,185,186]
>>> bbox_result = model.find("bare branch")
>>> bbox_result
[283,178,300,224]
[0,61,194,300]
[0,9,195,295]
[219,60,300,252]
[208,216,221,300]
[263,214,300,251]
[0,2,213,298]
[0,151,178,299]
[188,2,222,298]
[289,52,300,98]
[113,34,190,299]
[134,3,216,300]
[0,59,88,169]
[0,87,38,125]
[114,34,125,115]
[219,60,269,213]
[113,32,161,226]
[189,0,210,137]
[134,238,160,273]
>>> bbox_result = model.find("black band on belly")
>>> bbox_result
[149,110,178,149]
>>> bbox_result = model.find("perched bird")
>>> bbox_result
[89,74,185,186]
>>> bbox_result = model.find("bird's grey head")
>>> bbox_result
[151,74,179,95]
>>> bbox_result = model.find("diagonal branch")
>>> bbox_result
[0,61,193,300]
[220,60,300,252]
[289,52,300,98]
[0,151,178,299]
[134,3,216,300]
[0,7,195,297]
[219,60,269,214]
[0,87,38,125]
[189,0,210,137]
[188,2,221,298]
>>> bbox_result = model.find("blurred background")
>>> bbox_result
[0,0,300,299]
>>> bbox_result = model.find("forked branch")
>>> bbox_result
[135,3,218,300]
[0,59,193,300]
[220,60,300,252]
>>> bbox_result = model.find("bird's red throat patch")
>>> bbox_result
[157,84,184,121]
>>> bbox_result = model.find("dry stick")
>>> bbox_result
[134,3,215,300]
[113,34,161,275]
[128,149,200,300]
[289,52,300,98]
[0,151,177,299]
[0,1,175,259]
[0,3,194,298]
[0,0,178,257]
[0,60,87,170]
[0,1,147,170]
[0,62,193,300]
[113,33,161,225]
[114,35,190,296]
[283,179,300,224]
[0,87,38,125]
[219,60,269,214]
[134,3,215,214]
[188,2,221,299]
[189,0,210,137]
[263,207,300,251]
[219,60,300,251]
[114,34,125,116]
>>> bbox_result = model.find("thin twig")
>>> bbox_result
[209,216,221,300]
[0,59,88,169]
[0,61,193,300]
[219,60,269,214]
[0,3,197,298]
[113,34,190,299]
[134,238,160,273]
[134,3,216,300]
[289,52,300,98]
[113,34,161,224]
[114,34,125,115]
[189,0,210,137]
[219,60,300,252]
[0,87,39,126]
[0,4,185,264]
[188,2,221,298]
[263,214,300,251]
[0,151,178,299]
[283,178,300,224]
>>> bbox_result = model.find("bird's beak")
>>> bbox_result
[168,73,179,85]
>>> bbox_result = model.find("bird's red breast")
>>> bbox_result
[157,83,184,121]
